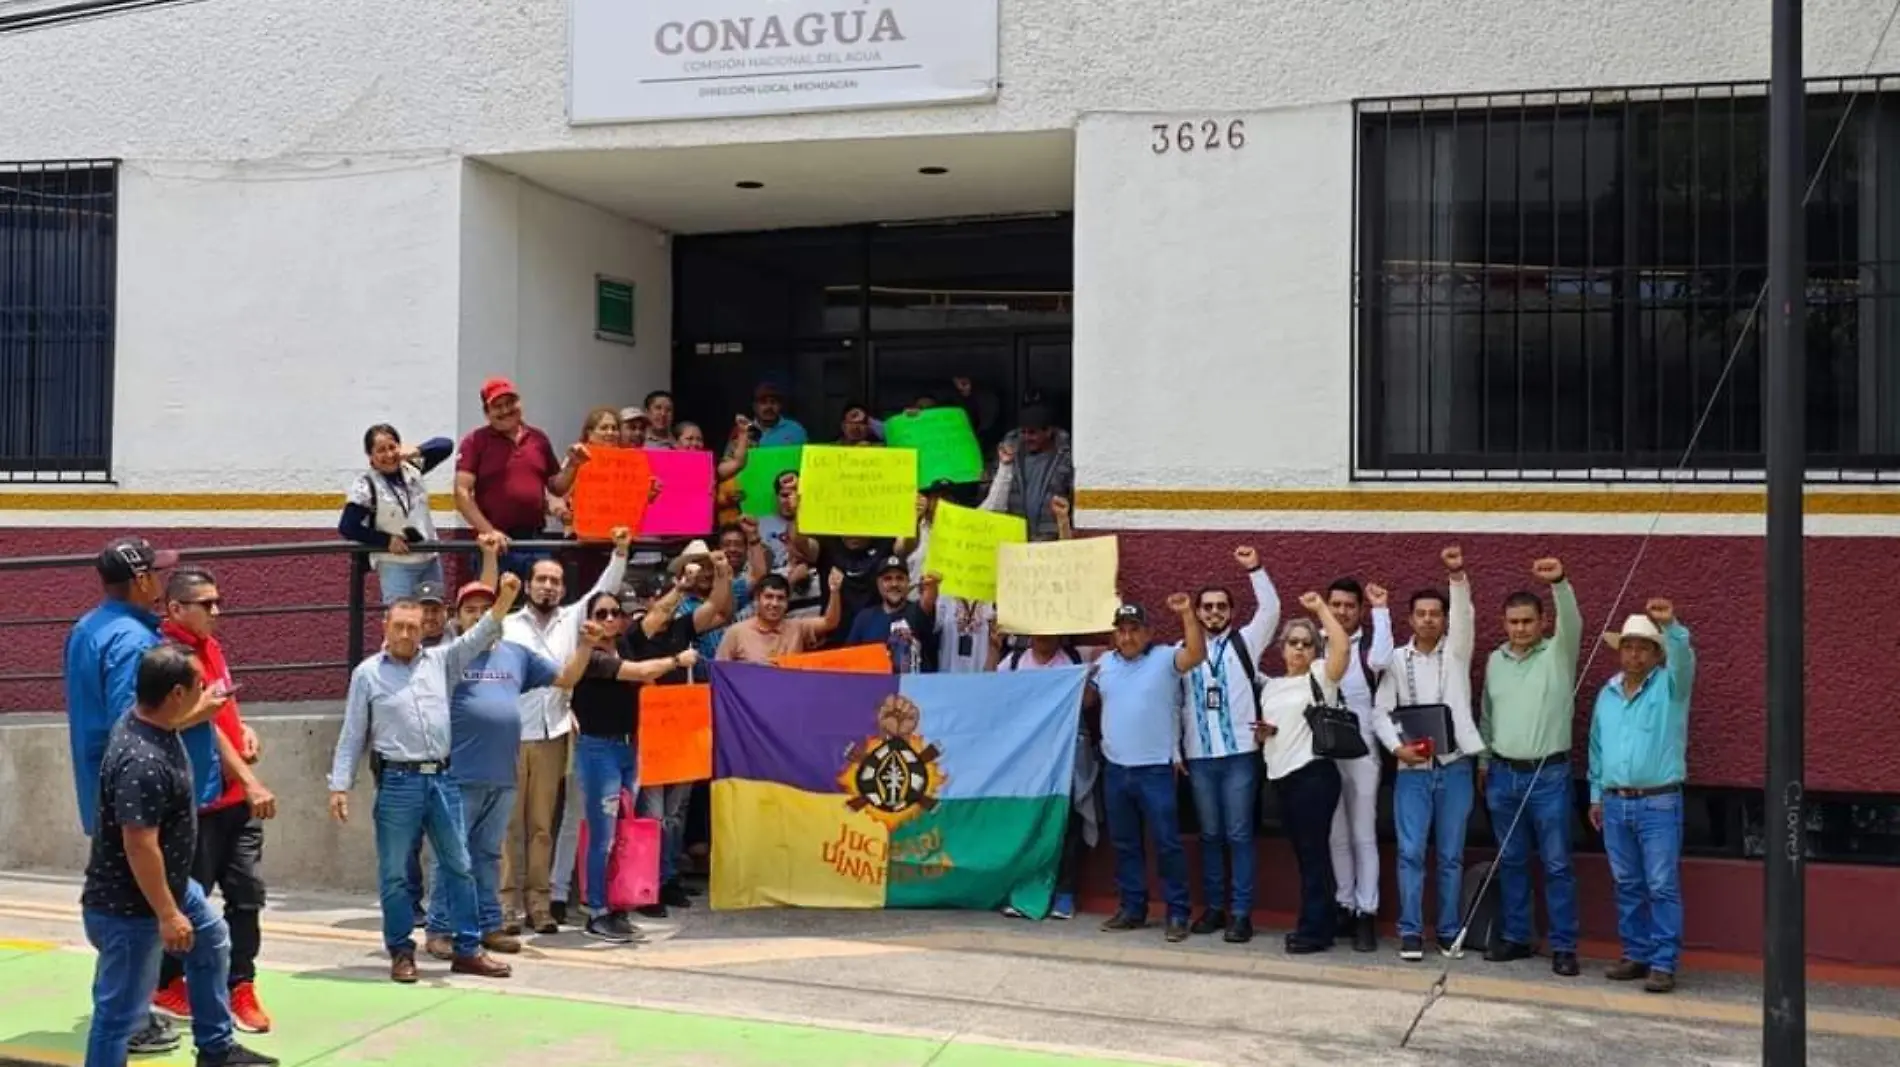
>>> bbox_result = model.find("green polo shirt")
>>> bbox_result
[1479,579,1582,763]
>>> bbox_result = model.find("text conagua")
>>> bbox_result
[655,9,906,56]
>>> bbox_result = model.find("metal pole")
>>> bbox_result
[1764,0,1807,1062]
[346,552,368,670]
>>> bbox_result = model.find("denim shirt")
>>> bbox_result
[328,613,502,791]
[1587,622,1695,803]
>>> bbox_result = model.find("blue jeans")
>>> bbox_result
[1394,760,1475,941]
[1602,791,1685,974]
[577,734,637,913]
[1102,762,1191,923]
[1485,762,1579,952]
[374,769,480,956]
[405,839,426,915]
[1185,753,1258,915]
[83,880,235,1067]
[638,783,689,886]
[427,782,517,937]
[376,556,445,606]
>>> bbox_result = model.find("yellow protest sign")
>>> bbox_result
[794,445,918,538]
[925,502,1026,603]
[996,537,1121,636]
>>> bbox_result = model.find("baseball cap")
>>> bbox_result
[620,406,648,423]
[95,536,178,583]
[414,581,447,606]
[480,376,520,407]
[455,581,495,607]
[1113,603,1148,627]
[877,555,909,576]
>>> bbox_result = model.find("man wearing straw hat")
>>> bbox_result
[1588,598,1696,995]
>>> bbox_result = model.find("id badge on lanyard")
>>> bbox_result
[1205,685,1225,712]
[1202,636,1229,712]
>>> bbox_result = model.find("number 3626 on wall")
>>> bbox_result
[1151,120,1246,154]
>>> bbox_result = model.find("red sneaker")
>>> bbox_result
[229,981,272,1034]
[151,977,191,1020]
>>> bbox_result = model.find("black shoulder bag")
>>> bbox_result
[1304,674,1370,760]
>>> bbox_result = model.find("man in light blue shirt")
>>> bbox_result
[1587,599,1695,995]
[327,574,520,985]
[1087,597,1205,942]
[749,381,808,447]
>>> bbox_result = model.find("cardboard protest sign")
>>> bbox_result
[641,449,715,537]
[637,683,713,786]
[794,445,918,538]
[996,536,1121,635]
[771,644,894,674]
[737,445,802,518]
[925,501,1027,603]
[883,407,984,486]
[571,445,653,539]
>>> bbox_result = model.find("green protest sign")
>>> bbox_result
[883,407,984,486]
[737,445,802,517]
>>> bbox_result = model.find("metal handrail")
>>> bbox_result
[0,536,681,696]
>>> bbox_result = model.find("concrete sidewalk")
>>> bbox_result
[1,872,1896,1066]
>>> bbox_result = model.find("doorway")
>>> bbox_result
[670,215,1073,446]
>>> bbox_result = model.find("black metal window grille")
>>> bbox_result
[0,159,116,481]
[1355,78,1900,482]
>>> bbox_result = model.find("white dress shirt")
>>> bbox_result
[503,551,627,742]
[1373,577,1486,766]
[1332,608,1393,746]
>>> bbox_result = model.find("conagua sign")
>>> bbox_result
[569,0,1000,124]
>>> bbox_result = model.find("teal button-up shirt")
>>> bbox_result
[1587,621,1695,803]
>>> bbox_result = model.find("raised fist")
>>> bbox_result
[1050,495,1071,518]
[498,572,522,598]
[997,442,1015,466]
[1532,558,1565,584]
[1298,591,1327,614]
[1366,583,1389,609]
[1645,597,1675,626]
[1165,592,1192,614]
[1441,545,1464,572]
[611,526,632,552]
[1234,546,1259,570]
[828,568,845,592]
[567,442,591,466]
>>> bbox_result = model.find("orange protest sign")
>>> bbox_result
[637,684,712,787]
[771,643,893,674]
[572,444,653,540]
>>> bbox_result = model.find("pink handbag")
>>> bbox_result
[577,789,660,912]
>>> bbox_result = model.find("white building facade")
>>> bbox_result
[5,0,1900,961]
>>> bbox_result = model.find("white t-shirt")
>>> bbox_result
[934,596,994,674]
[1258,664,1341,781]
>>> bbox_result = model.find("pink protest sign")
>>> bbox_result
[641,449,715,537]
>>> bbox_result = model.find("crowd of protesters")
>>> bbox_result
[60,373,1695,1065]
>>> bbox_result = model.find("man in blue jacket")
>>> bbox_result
[65,536,230,1055]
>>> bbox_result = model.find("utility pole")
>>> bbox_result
[1763,0,1807,1063]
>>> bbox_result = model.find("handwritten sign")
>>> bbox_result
[641,449,715,537]
[795,445,917,538]
[637,683,712,786]
[883,407,983,487]
[571,445,653,540]
[996,536,1121,636]
[773,644,893,674]
[925,502,1026,603]
[737,445,801,518]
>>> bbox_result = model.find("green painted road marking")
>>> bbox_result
[0,949,1162,1067]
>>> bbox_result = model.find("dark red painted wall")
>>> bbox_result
[5,524,1898,793]
[1109,528,1900,794]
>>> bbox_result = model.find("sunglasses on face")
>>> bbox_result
[182,597,222,610]
[1283,638,1314,650]
[1200,602,1231,612]
[591,607,625,621]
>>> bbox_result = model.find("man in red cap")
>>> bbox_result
[454,376,587,580]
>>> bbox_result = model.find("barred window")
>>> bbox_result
[1354,79,1900,481]
[0,160,116,480]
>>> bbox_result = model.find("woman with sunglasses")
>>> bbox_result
[566,591,699,944]
[1253,592,1353,954]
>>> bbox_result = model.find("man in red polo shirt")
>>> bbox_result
[455,377,586,579]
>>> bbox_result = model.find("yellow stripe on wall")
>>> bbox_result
[1077,488,1900,516]
[0,492,458,512]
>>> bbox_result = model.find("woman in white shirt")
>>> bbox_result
[1254,592,1352,954]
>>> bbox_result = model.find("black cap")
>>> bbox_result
[1113,603,1147,627]
[877,555,909,576]
[96,536,177,583]
[414,581,447,605]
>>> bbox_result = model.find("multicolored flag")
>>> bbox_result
[709,661,1086,918]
